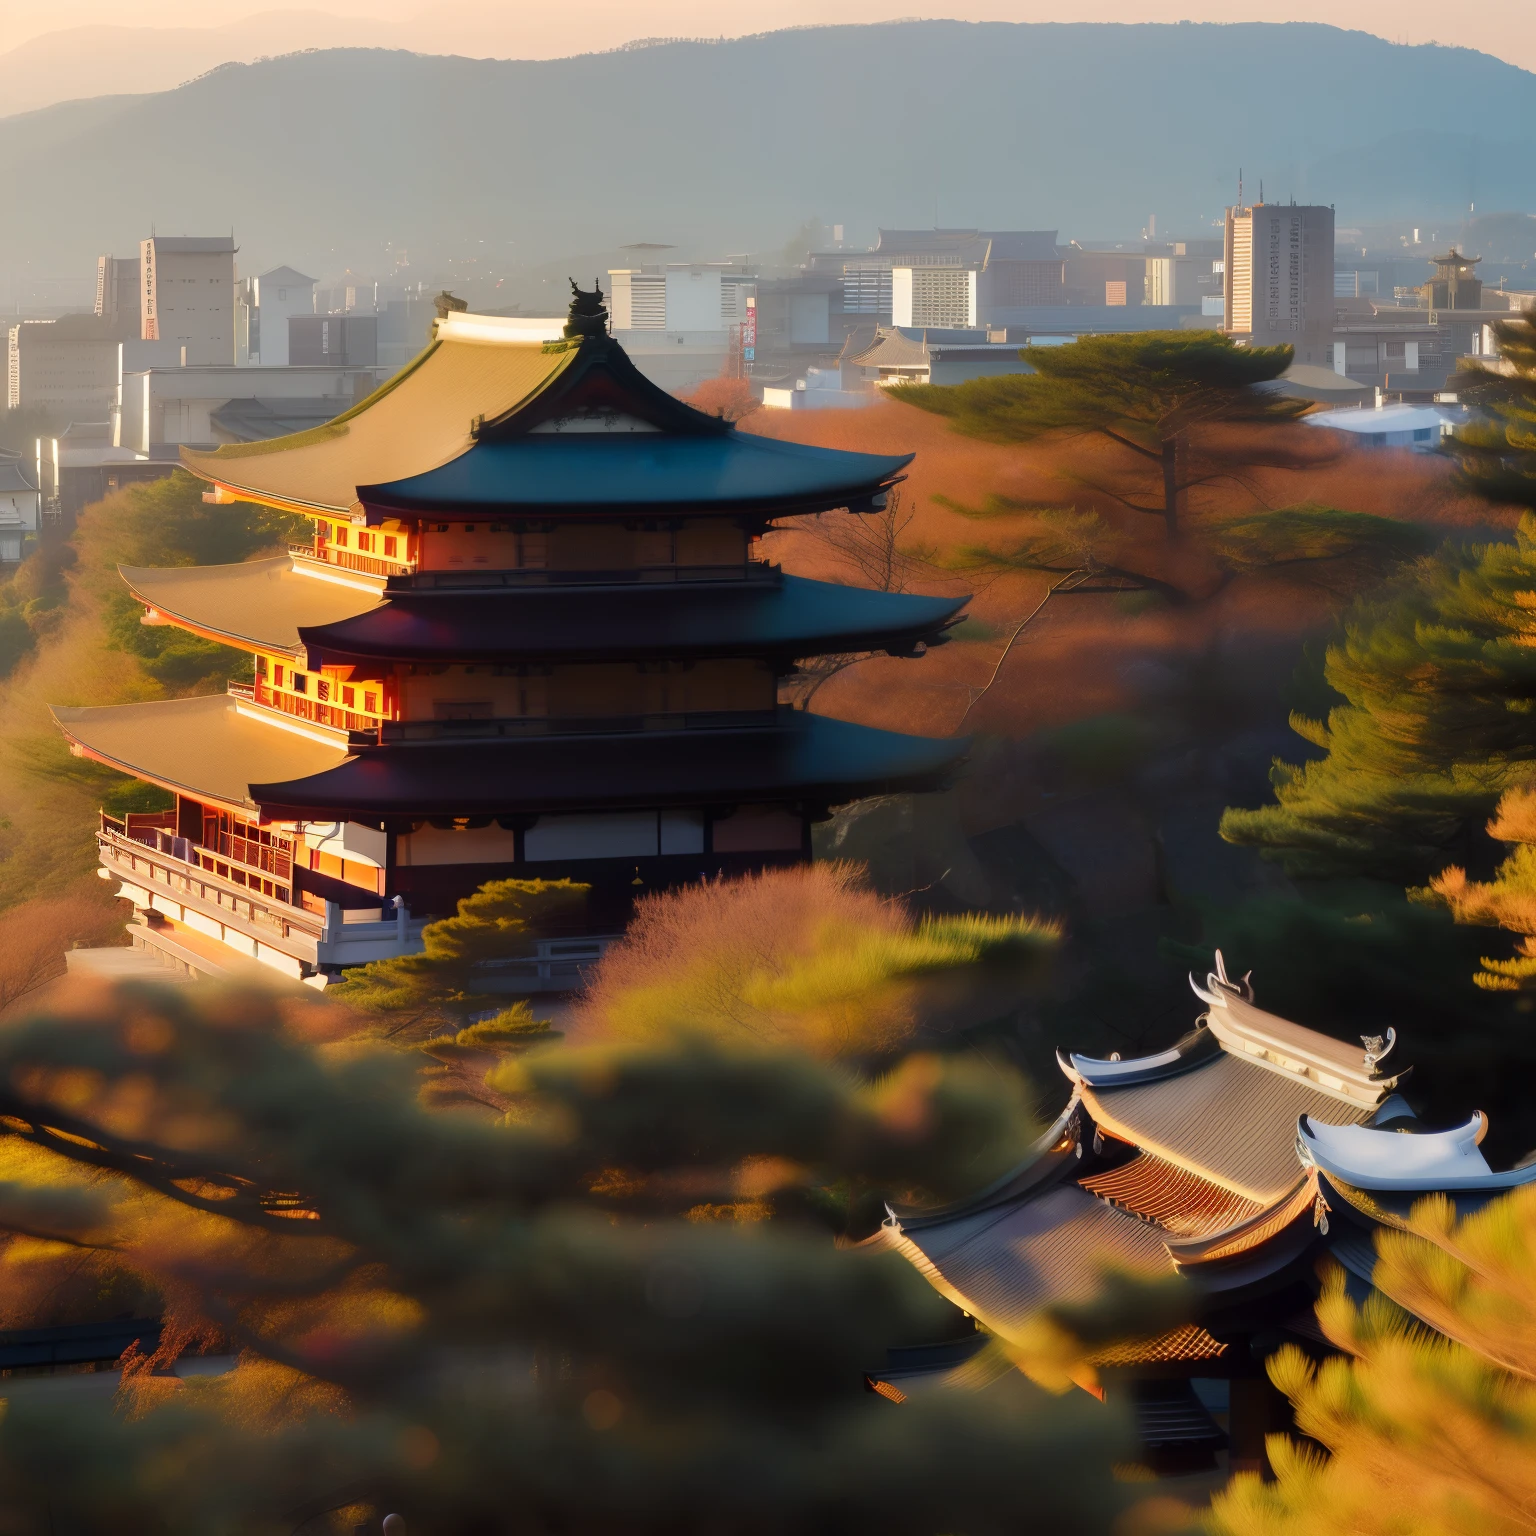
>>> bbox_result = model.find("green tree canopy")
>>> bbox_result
[1446,312,1536,511]
[895,330,1308,536]
[329,877,589,1047]
[0,979,1135,1533]
[1220,516,1536,883]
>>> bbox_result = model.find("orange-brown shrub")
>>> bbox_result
[0,891,124,1015]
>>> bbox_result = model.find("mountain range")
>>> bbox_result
[2,21,1534,290]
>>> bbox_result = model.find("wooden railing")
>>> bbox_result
[380,708,777,743]
[98,819,320,953]
[247,681,381,737]
[104,813,294,887]
[289,541,412,579]
[401,561,776,591]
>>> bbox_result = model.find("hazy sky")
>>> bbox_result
[6,0,1536,74]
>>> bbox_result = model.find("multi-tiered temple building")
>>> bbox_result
[55,292,966,984]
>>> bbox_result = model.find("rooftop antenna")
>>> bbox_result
[1237,168,1243,209]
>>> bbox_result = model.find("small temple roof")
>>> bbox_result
[1080,1053,1374,1206]
[247,709,965,819]
[1300,1112,1536,1192]
[120,558,376,658]
[181,316,578,514]
[357,432,913,519]
[849,329,934,370]
[879,1184,1173,1345]
[299,574,965,665]
[52,694,346,813]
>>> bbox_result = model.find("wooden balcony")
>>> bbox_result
[245,681,381,741]
[98,816,429,979]
[396,560,777,592]
[289,541,412,580]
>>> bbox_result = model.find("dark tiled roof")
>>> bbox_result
[360,432,911,519]
[304,573,966,665]
[249,708,966,818]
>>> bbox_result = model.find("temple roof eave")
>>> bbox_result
[247,711,968,820]
[297,575,969,667]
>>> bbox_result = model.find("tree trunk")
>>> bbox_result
[1161,435,1181,539]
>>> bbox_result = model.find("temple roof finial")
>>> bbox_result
[564,278,608,340]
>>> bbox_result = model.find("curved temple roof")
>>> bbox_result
[53,694,347,813]
[114,558,966,665]
[357,433,913,520]
[248,709,966,820]
[182,314,911,522]
[301,574,964,665]
[52,693,964,820]
[1299,1112,1536,1192]
[121,558,377,658]
[182,318,578,515]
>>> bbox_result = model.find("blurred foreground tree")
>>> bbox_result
[894,330,1313,538]
[0,979,1134,1534]
[573,862,1057,1061]
[1220,517,1536,882]
[681,376,759,422]
[1209,1184,1536,1536]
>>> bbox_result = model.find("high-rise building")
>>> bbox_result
[248,266,317,366]
[95,255,141,340]
[140,235,237,365]
[1222,203,1335,366]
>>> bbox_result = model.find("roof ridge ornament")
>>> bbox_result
[564,278,609,340]
[1188,948,1254,1008]
[1361,1028,1396,1073]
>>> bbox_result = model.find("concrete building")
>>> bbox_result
[6,315,119,414]
[0,455,40,563]
[810,230,1064,330]
[1223,203,1335,365]
[1144,256,1202,307]
[140,236,237,365]
[607,263,756,332]
[95,255,141,339]
[289,314,377,367]
[246,266,317,366]
[116,364,390,455]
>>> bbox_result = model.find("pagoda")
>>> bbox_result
[54,287,968,984]
[868,954,1536,1473]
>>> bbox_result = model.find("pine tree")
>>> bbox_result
[894,330,1308,538]
[1220,516,1536,882]
[0,979,1136,1533]
[330,877,589,1041]
[1446,311,1536,512]
[1209,1184,1536,1536]
[1424,785,1536,990]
